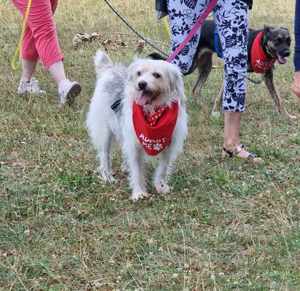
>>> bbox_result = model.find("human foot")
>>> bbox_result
[17,77,46,96]
[222,144,263,164]
[58,79,81,105]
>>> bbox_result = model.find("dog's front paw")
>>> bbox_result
[97,167,116,184]
[131,192,150,202]
[155,181,171,194]
[100,173,116,184]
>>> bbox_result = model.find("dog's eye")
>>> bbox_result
[137,71,142,76]
[152,72,161,79]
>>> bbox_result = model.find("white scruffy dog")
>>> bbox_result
[86,51,188,201]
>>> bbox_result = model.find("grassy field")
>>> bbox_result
[1,0,300,290]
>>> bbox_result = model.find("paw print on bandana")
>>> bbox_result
[153,143,163,152]
[146,107,167,127]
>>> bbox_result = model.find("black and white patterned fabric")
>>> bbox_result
[168,0,248,112]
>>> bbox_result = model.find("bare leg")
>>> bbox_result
[49,61,81,105]
[223,112,263,163]
[21,59,37,81]
[48,61,67,85]
[291,71,300,99]
[223,112,241,149]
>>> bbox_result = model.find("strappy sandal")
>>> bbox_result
[222,144,263,164]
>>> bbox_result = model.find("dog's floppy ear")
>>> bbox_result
[168,63,186,101]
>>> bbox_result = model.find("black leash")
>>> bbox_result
[103,0,168,57]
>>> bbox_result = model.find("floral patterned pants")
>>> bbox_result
[168,0,248,112]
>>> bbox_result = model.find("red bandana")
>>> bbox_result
[132,101,179,156]
[251,32,275,73]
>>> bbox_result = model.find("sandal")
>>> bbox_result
[222,144,263,164]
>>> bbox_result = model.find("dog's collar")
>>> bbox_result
[262,33,275,58]
[251,32,276,73]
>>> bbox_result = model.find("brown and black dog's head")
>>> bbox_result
[263,26,291,64]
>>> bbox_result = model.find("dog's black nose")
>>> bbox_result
[138,81,147,90]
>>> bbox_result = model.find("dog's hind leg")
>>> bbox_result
[95,127,116,183]
[192,50,213,97]
[264,70,296,119]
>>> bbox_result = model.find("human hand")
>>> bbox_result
[291,71,300,99]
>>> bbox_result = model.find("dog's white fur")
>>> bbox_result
[86,51,188,201]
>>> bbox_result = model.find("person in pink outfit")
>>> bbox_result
[12,0,81,105]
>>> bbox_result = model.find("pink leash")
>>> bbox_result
[166,0,218,63]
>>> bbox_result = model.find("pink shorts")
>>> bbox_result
[12,0,64,69]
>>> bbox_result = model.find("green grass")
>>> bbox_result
[1,0,300,290]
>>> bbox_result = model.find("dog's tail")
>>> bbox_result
[94,50,113,77]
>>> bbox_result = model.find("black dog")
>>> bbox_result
[150,20,294,118]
